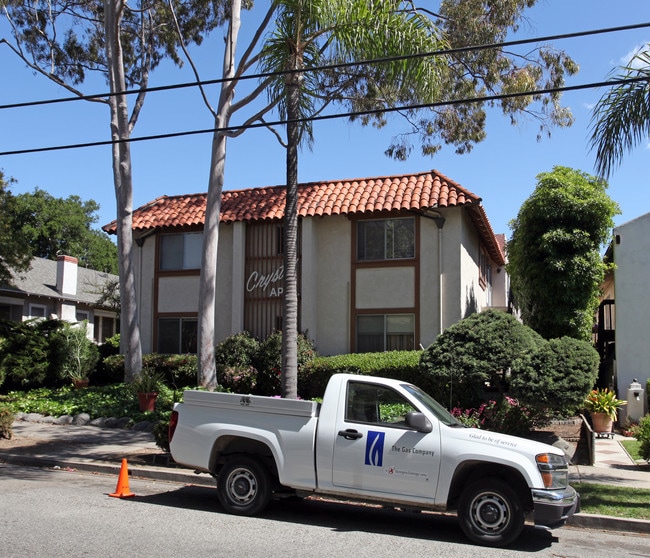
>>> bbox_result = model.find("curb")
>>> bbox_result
[567,513,650,535]
[0,453,216,487]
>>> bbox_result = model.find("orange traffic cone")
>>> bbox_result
[109,458,135,498]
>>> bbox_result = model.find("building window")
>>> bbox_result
[160,232,203,270]
[158,318,198,354]
[76,310,90,323]
[357,217,415,261]
[29,304,47,320]
[478,246,492,289]
[356,314,415,352]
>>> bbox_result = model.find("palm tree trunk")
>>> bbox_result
[281,59,301,399]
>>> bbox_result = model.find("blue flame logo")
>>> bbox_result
[365,431,385,466]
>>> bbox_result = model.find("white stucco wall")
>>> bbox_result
[305,215,352,356]
[613,213,650,416]
[135,235,156,353]
[418,216,440,349]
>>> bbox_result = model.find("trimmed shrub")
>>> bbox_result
[215,332,260,392]
[419,310,543,410]
[253,331,317,396]
[0,319,69,391]
[298,351,422,400]
[511,336,599,418]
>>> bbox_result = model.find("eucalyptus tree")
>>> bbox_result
[590,45,650,178]
[1,0,229,380]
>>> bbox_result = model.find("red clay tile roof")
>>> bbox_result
[103,170,505,265]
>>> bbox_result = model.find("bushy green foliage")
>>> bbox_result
[634,414,650,462]
[511,336,599,417]
[101,353,198,387]
[507,166,620,341]
[253,331,317,396]
[0,319,69,391]
[419,310,543,409]
[215,331,260,370]
[452,396,549,437]
[0,404,14,439]
[299,351,422,400]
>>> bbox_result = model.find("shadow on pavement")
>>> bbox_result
[129,485,557,551]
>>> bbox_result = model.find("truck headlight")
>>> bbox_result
[536,453,569,489]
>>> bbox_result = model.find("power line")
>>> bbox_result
[1,21,649,111]
[1,75,647,157]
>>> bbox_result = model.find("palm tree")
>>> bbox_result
[259,0,447,398]
[590,46,650,178]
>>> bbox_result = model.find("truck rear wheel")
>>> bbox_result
[457,478,524,547]
[217,456,271,516]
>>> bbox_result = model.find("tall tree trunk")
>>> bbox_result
[104,0,142,382]
[197,0,241,389]
[281,58,301,400]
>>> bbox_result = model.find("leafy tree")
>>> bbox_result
[511,336,599,417]
[186,0,577,392]
[590,45,650,178]
[13,188,118,274]
[2,0,229,381]
[507,166,620,341]
[0,171,32,285]
[419,309,543,409]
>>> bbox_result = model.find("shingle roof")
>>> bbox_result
[103,170,505,265]
[0,257,118,306]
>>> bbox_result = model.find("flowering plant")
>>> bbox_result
[584,388,626,420]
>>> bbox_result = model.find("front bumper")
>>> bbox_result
[531,485,580,529]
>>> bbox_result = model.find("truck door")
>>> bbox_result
[332,380,441,499]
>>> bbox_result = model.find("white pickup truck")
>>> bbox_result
[169,373,579,547]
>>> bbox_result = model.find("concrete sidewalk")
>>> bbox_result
[1,417,648,534]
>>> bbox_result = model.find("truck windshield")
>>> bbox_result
[402,384,463,427]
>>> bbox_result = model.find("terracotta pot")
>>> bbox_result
[137,392,158,412]
[591,412,613,433]
[73,378,89,389]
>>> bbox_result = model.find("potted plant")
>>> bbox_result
[584,388,627,433]
[131,368,163,412]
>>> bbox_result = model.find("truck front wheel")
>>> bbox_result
[457,478,524,547]
[217,457,271,516]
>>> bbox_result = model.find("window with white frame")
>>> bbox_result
[29,304,47,320]
[356,314,415,352]
[160,232,203,270]
[76,310,90,323]
[357,217,415,261]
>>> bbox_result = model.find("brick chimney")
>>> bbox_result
[56,255,78,295]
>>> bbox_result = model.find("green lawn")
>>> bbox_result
[574,483,650,520]
[620,438,643,462]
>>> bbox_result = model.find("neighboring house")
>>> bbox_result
[596,211,650,422]
[0,254,119,343]
[103,170,510,356]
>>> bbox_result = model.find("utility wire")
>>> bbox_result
[1,75,647,157]
[1,21,649,111]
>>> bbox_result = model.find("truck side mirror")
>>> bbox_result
[406,411,433,433]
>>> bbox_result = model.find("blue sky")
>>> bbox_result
[1,0,649,240]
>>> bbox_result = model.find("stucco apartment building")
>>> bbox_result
[104,170,510,356]
[597,211,650,421]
